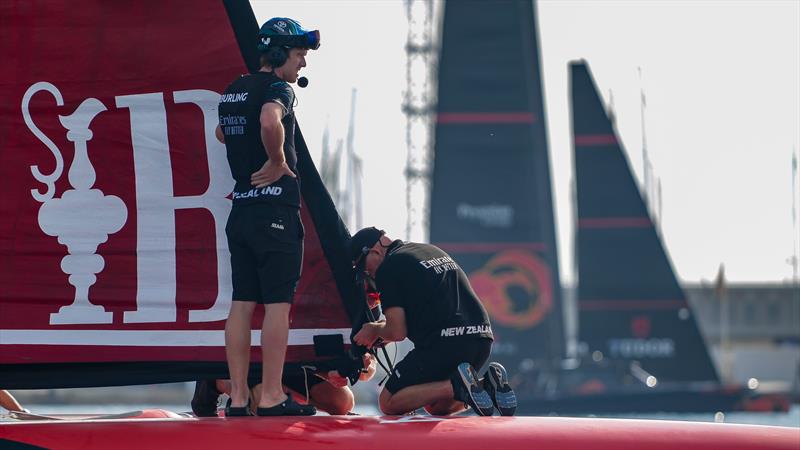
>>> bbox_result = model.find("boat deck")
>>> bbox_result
[2,410,798,450]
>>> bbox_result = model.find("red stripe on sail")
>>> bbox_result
[575,134,618,146]
[437,112,537,124]
[578,217,652,228]
[580,300,687,311]
[434,242,546,253]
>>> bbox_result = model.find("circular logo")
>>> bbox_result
[469,250,553,329]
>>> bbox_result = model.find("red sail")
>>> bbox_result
[0,1,359,388]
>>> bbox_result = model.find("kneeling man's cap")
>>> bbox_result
[348,227,385,267]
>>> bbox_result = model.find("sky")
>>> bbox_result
[250,0,800,284]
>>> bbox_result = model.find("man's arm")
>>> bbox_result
[379,307,407,342]
[250,102,296,188]
[259,102,285,162]
[353,307,407,346]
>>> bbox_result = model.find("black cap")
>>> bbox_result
[348,227,385,267]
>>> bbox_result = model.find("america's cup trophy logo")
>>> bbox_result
[22,81,128,325]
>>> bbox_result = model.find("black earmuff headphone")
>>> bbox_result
[265,46,288,68]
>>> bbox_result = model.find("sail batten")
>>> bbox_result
[436,112,538,124]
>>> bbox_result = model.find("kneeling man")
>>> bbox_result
[351,227,516,416]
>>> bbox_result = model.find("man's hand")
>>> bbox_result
[359,353,377,382]
[353,322,382,348]
[319,370,349,388]
[251,159,296,188]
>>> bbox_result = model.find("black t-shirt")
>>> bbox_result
[218,71,300,208]
[375,241,493,348]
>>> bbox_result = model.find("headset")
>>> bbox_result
[257,18,320,69]
[264,45,289,69]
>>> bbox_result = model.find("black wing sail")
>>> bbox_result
[430,0,564,371]
[571,60,719,383]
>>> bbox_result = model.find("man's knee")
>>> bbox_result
[424,400,464,416]
[263,302,292,315]
[228,300,256,315]
[423,405,447,416]
[319,390,354,415]
[311,385,354,415]
[378,389,400,415]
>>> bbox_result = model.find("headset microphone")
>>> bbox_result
[297,76,309,88]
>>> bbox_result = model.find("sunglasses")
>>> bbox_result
[271,30,321,50]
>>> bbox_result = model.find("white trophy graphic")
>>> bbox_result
[22,82,128,325]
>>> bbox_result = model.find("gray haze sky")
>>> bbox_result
[251,0,800,284]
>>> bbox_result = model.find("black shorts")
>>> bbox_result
[225,203,304,304]
[385,337,492,395]
[283,373,325,397]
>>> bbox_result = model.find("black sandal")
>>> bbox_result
[225,397,253,417]
[256,395,316,416]
[191,380,222,417]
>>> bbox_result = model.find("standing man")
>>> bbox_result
[215,17,320,417]
[351,228,517,416]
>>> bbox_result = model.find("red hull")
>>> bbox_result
[1,411,798,450]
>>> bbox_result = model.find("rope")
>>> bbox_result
[300,365,316,405]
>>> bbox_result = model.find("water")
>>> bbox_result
[595,406,800,428]
[15,403,800,428]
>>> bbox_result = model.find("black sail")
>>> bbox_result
[430,0,564,371]
[571,61,719,383]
